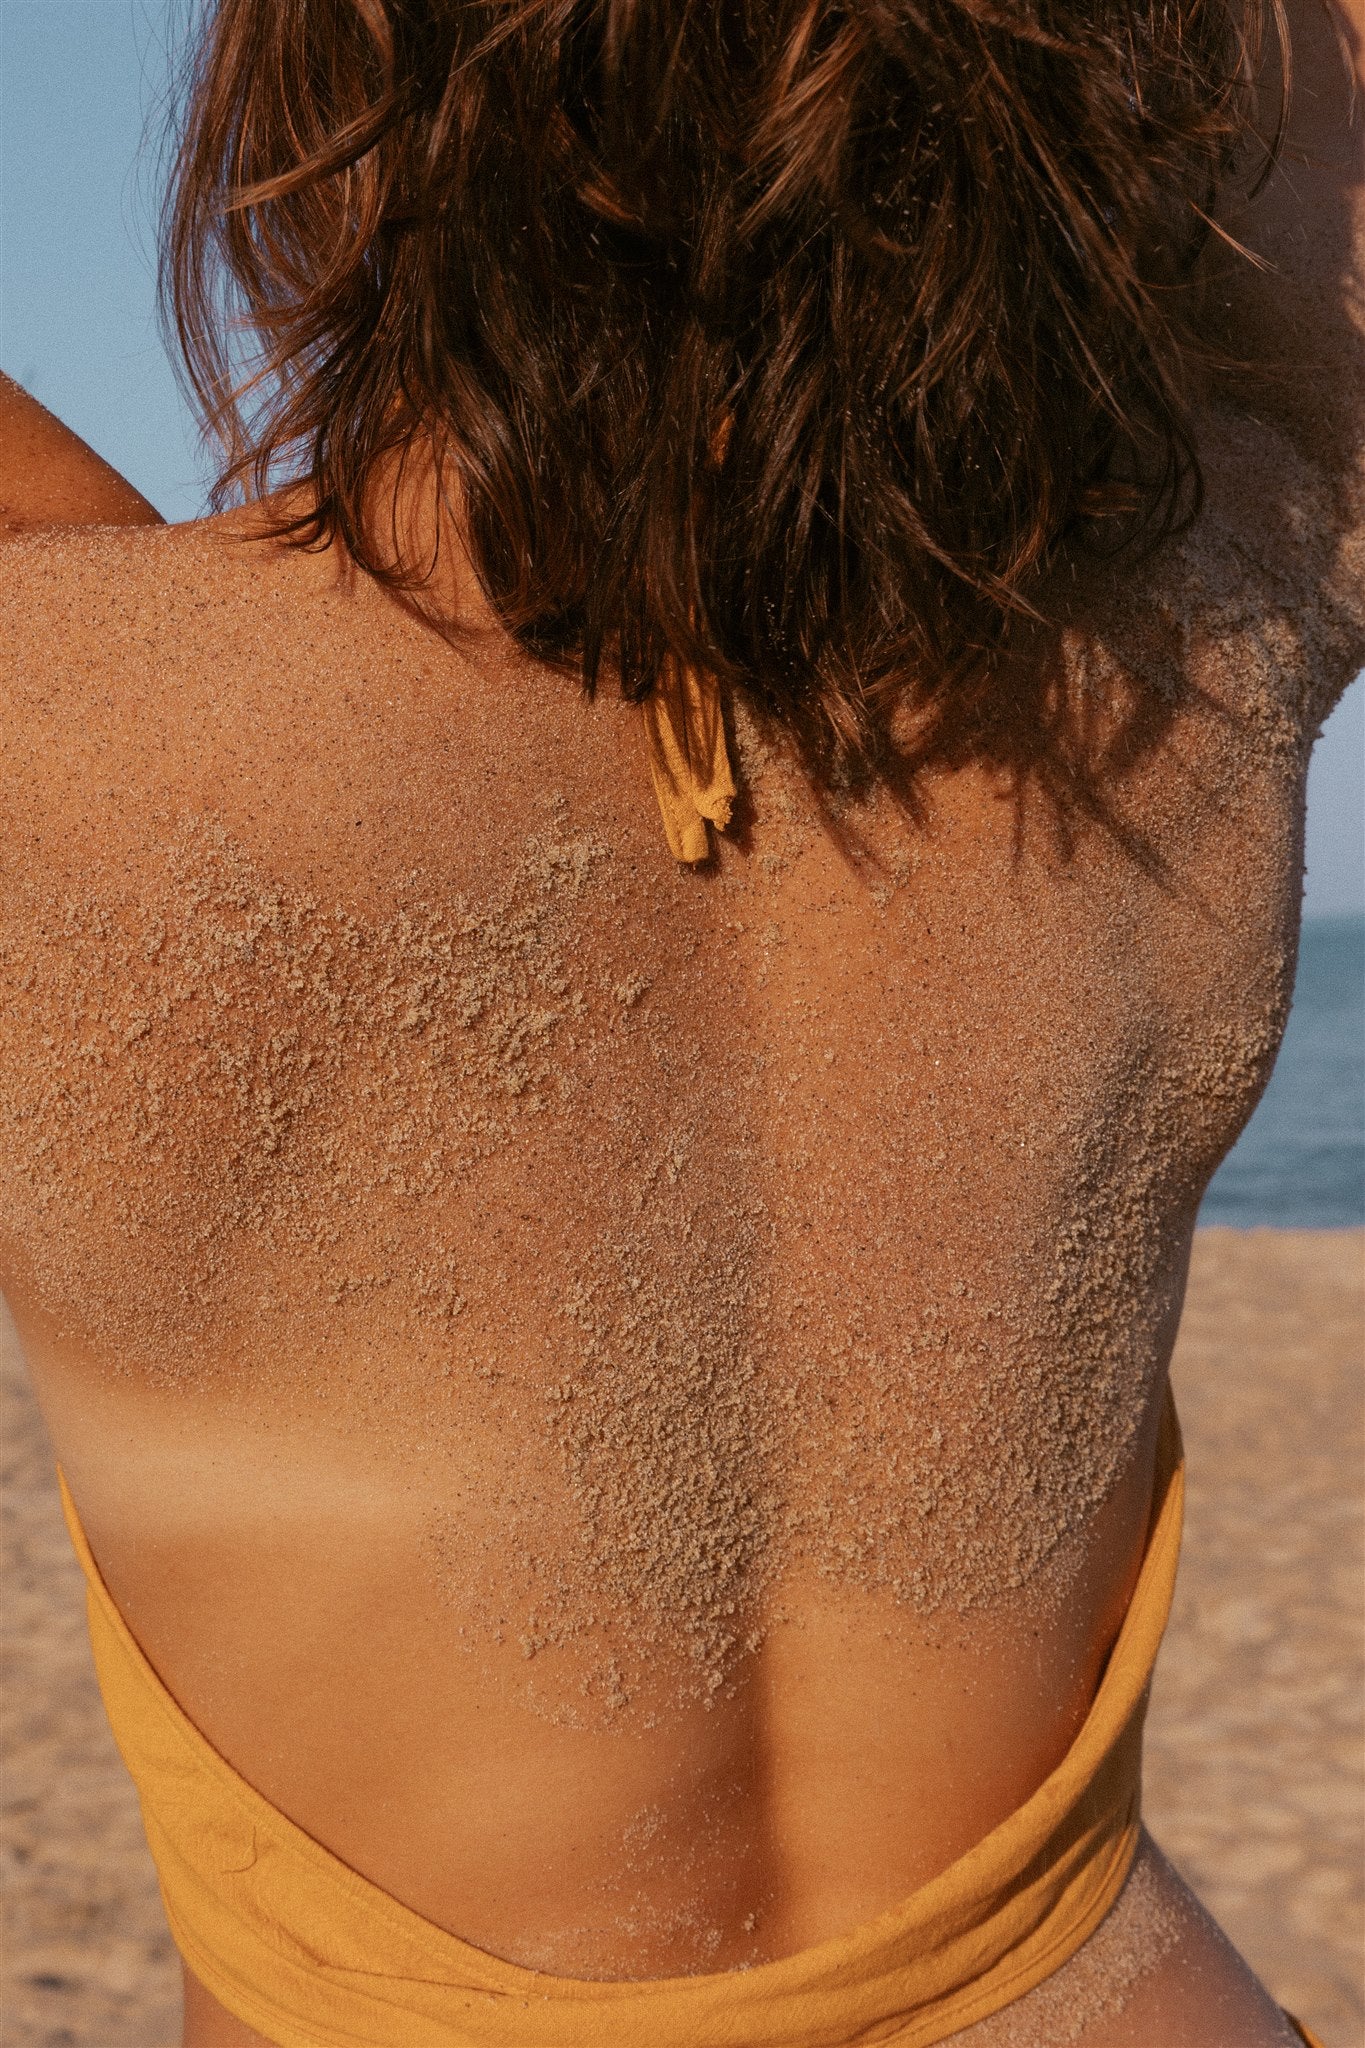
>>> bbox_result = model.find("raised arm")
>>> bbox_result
[1184,0,1365,732]
[0,374,164,535]
[1209,0,1364,480]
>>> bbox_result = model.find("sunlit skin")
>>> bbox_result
[0,1,1359,2042]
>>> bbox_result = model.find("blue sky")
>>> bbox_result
[2,0,1361,917]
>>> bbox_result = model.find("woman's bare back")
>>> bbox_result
[0,420,1340,2006]
[1,0,1361,2031]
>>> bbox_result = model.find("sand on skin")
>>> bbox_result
[0,1226,1360,2048]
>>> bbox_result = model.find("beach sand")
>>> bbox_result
[1144,1228,1364,2048]
[1,1227,1361,2048]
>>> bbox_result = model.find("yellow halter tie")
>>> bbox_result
[641,657,737,864]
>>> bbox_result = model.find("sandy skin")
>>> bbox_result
[0,0,1361,2038]
[4,1230,1359,2046]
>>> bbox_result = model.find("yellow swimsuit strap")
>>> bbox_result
[56,1394,1186,2048]
[640,657,736,864]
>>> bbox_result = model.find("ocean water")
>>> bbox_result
[1200,915,1365,1228]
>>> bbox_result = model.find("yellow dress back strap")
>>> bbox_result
[640,658,736,863]
[56,1393,1185,2048]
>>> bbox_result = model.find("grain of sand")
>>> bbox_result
[1,1226,1360,2048]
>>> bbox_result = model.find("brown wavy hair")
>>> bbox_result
[164,0,1284,768]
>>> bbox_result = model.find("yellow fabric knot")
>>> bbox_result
[641,657,737,864]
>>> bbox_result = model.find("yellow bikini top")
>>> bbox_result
[641,658,736,863]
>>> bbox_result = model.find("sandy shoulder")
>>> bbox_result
[1,1228,1361,2048]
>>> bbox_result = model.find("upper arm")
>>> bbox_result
[1194,0,1365,731]
[0,375,164,535]
[1207,0,1364,476]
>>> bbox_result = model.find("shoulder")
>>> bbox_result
[0,377,176,811]
[0,504,549,886]
[0,512,308,900]
[1191,0,1365,734]
[0,376,164,535]
[0,524,183,904]
[1161,400,1363,753]
[0,515,206,731]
